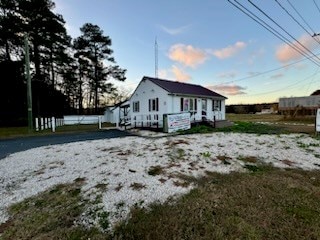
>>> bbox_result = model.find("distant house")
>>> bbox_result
[129,76,227,128]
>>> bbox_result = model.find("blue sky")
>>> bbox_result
[54,0,320,104]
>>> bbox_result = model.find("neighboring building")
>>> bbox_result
[279,95,320,116]
[103,99,130,125]
[129,76,227,128]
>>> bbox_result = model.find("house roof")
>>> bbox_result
[144,76,227,99]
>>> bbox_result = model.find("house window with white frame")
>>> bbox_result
[212,100,221,111]
[148,98,159,111]
[180,98,197,112]
[133,101,140,112]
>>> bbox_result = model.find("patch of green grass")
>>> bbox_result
[1,181,107,239]
[201,151,211,158]
[176,148,186,159]
[0,123,115,139]
[181,122,289,135]
[0,126,33,139]
[181,124,215,134]
[218,121,289,134]
[113,168,320,240]
[243,164,261,172]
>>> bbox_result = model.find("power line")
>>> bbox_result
[286,0,316,34]
[275,0,320,45]
[215,53,317,86]
[244,68,320,96]
[228,0,320,67]
[313,0,320,16]
[248,0,320,63]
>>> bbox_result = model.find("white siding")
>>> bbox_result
[130,79,169,126]
[129,78,226,127]
[171,96,226,121]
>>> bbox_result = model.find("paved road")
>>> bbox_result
[0,129,133,160]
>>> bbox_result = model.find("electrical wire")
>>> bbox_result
[313,0,320,16]
[248,0,320,63]
[243,68,320,96]
[215,52,320,86]
[287,0,317,34]
[275,0,320,45]
[228,0,320,67]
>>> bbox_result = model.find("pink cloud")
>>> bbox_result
[207,84,246,96]
[212,41,247,59]
[276,35,319,63]
[169,44,208,68]
[171,65,191,82]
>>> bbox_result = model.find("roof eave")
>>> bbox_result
[170,93,227,99]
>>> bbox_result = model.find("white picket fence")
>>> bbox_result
[35,115,104,132]
[35,117,64,132]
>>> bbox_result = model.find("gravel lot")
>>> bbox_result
[1,131,319,229]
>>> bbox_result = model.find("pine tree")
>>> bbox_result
[74,23,126,113]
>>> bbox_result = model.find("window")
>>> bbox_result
[133,101,140,112]
[212,100,221,111]
[149,98,159,112]
[180,98,197,112]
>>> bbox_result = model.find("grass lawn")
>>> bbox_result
[226,113,316,124]
[1,167,320,239]
[1,114,320,239]
[0,122,115,139]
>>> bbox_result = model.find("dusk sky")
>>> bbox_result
[54,0,320,104]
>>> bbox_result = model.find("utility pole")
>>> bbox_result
[25,34,33,132]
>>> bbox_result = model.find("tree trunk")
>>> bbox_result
[50,45,55,89]
[33,41,41,82]
[5,41,11,61]
[78,78,83,114]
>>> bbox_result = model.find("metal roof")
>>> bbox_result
[144,76,227,99]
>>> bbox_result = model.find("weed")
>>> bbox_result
[238,155,258,163]
[201,151,211,158]
[116,201,126,209]
[281,159,295,166]
[243,164,260,172]
[148,165,164,176]
[98,211,110,230]
[216,155,232,161]
[95,183,108,191]
[130,182,146,191]
[173,180,190,188]
[115,183,123,192]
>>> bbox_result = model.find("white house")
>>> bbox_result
[129,76,227,128]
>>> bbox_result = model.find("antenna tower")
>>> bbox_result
[155,37,158,78]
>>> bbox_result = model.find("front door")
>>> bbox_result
[202,99,207,120]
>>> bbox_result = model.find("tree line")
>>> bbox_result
[0,0,126,125]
